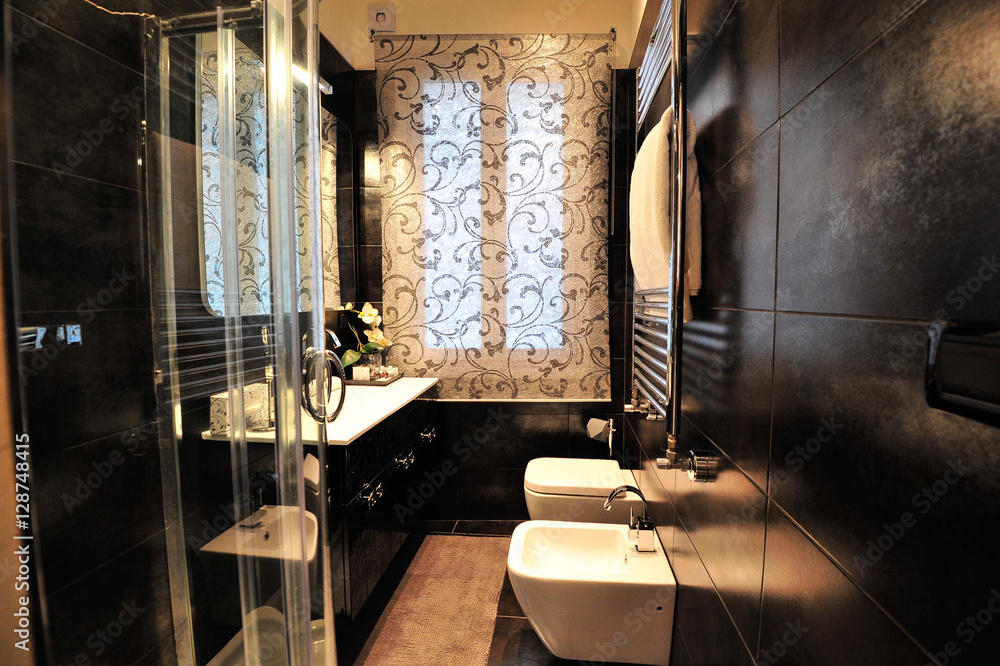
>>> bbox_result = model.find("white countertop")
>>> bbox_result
[202,377,439,446]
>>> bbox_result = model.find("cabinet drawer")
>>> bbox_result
[342,399,436,504]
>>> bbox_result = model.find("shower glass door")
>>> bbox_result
[148,0,338,663]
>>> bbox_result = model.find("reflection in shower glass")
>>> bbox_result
[198,35,339,315]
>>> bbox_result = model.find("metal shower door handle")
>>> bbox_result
[301,347,347,423]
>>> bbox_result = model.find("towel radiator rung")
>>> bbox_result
[636,312,672,326]
[635,345,670,374]
[635,323,672,344]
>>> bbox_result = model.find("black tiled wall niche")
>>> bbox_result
[631,0,1000,664]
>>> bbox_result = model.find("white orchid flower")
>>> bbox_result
[359,302,380,324]
[364,327,392,346]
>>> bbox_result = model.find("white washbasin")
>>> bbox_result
[200,505,318,563]
[508,521,675,665]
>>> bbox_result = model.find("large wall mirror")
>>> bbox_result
[196,32,352,315]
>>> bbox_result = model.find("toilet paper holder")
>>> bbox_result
[586,418,615,456]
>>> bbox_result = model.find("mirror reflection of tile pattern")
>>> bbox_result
[376,34,613,399]
[199,36,339,315]
[320,110,342,308]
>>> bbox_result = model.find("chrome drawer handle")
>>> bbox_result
[394,452,415,470]
[360,482,383,509]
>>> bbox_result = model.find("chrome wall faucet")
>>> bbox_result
[604,485,656,553]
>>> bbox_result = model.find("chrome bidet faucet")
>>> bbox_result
[604,485,656,553]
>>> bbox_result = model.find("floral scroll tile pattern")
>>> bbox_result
[376,34,613,399]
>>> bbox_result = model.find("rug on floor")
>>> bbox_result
[355,535,511,666]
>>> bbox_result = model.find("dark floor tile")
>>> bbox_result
[760,503,931,665]
[770,314,1000,657]
[487,616,574,666]
[697,124,778,311]
[12,21,144,190]
[681,309,774,487]
[689,0,780,177]
[780,0,924,111]
[454,520,525,537]
[16,164,147,313]
[777,0,1000,320]
[497,571,525,618]
[46,531,173,666]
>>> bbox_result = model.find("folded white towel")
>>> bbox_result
[629,106,702,322]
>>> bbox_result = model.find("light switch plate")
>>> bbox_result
[368,3,396,34]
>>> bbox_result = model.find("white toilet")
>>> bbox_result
[524,458,644,524]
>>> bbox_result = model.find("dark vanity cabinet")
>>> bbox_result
[328,396,438,618]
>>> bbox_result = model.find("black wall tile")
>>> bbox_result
[10,1,145,73]
[779,0,923,112]
[688,0,780,177]
[16,164,147,313]
[696,123,778,311]
[338,246,358,305]
[21,309,156,448]
[358,244,383,303]
[337,186,356,247]
[777,0,1000,320]
[770,313,1000,656]
[674,420,766,647]
[12,20,144,190]
[457,468,529,521]
[33,429,163,593]
[760,504,931,665]
[681,309,774,487]
[359,186,382,246]
[671,522,757,666]
[45,532,173,666]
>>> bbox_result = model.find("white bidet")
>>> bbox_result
[507,521,676,665]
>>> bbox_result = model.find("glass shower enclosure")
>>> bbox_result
[146,1,340,663]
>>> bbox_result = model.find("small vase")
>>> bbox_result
[351,351,383,381]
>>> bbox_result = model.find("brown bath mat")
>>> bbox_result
[355,535,511,666]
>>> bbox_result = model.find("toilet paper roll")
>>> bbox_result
[586,418,614,457]
[586,418,610,442]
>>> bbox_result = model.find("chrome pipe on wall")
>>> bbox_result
[666,0,687,452]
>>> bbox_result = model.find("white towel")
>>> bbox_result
[629,106,702,322]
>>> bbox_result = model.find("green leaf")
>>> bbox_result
[360,342,385,354]
[341,348,362,368]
